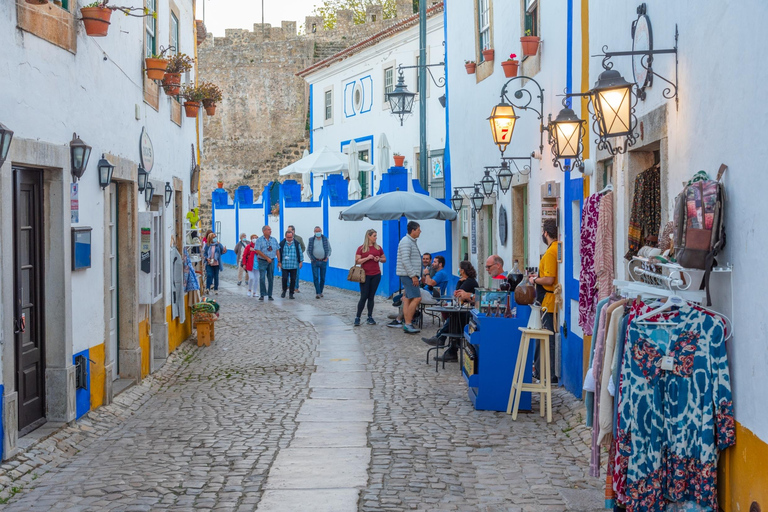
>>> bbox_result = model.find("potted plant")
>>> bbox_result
[501,53,520,78]
[482,48,495,63]
[200,82,223,116]
[162,53,194,96]
[217,180,224,188]
[465,60,476,75]
[80,1,113,37]
[145,46,172,81]
[181,84,205,118]
[393,152,405,167]
[521,30,541,56]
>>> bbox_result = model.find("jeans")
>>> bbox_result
[282,268,298,294]
[247,269,260,293]
[205,265,220,290]
[356,274,382,318]
[534,312,557,380]
[311,260,328,295]
[258,259,275,298]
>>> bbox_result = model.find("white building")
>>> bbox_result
[0,0,202,458]
[446,0,767,509]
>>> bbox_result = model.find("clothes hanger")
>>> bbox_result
[598,180,613,195]
[634,277,684,326]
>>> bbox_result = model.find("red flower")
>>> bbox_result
[509,53,517,60]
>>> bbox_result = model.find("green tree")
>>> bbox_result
[310,0,418,30]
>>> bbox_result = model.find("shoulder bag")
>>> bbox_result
[347,265,366,283]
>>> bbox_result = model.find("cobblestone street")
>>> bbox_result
[0,272,603,511]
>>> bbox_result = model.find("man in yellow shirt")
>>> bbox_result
[529,218,558,383]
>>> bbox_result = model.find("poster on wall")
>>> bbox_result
[140,226,151,274]
[70,183,79,223]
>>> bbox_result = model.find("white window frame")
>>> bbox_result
[323,85,334,125]
[382,59,396,109]
[170,12,179,55]
[151,212,163,303]
[478,0,491,53]
[145,0,157,58]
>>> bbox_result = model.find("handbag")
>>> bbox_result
[347,265,366,283]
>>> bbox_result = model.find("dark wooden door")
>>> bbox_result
[13,168,45,434]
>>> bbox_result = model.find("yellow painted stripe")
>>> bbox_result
[719,421,768,511]
[89,343,106,410]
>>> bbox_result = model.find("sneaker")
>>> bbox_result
[354,317,361,327]
[247,291,252,297]
[281,291,287,298]
[366,317,376,325]
[421,336,441,346]
[289,294,295,299]
[268,296,274,301]
[403,324,420,334]
[316,294,320,299]
[237,281,242,286]
[387,319,403,328]
[258,296,264,301]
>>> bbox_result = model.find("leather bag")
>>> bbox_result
[347,265,366,283]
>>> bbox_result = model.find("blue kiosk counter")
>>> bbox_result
[461,303,535,412]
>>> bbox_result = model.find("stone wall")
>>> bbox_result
[197,2,418,229]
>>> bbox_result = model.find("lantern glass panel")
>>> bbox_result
[554,121,582,159]
[488,103,518,151]
[595,86,632,137]
[497,168,513,194]
[0,126,12,163]
[451,192,463,212]
[138,167,148,192]
[471,190,485,211]
[480,173,495,197]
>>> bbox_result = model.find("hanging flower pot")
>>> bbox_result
[80,6,112,37]
[393,155,405,167]
[520,36,541,56]
[145,57,168,81]
[183,101,200,118]
[203,100,216,116]
[465,61,476,74]
[217,181,224,188]
[482,48,495,62]
[501,59,519,78]
[162,73,181,96]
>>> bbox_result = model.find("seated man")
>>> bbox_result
[420,255,449,305]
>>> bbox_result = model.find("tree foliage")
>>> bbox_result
[310,0,418,30]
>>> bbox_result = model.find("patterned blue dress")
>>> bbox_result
[617,302,734,512]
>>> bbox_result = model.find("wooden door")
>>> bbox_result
[108,183,119,378]
[13,168,46,434]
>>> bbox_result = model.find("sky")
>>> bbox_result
[196,0,322,37]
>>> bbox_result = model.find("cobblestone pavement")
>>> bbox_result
[0,270,604,511]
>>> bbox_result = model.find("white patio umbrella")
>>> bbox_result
[376,133,391,180]
[278,145,374,176]
[347,140,363,200]
[339,190,457,221]
[300,149,312,201]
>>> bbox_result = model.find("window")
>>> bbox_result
[152,212,163,302]
[170,12,179,55]
[324,90,333,121]
[478,0,491,55]
[57,0,69,9]
[525,0,538,37]
[384,66,394,101]
[358,149,370,199]
[145,0,157,58]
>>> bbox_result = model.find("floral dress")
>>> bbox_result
[616,302,734,512]
[578,194,601,335]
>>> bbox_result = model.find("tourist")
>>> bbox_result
[529,218,559,383]
[307,226,332,298]
[287,225,305,293]
[278,229,303,299]
[234,233,249,286]
[421,253,435,280]
[422,255,450,297]
[396,221,423,334]
[241,234,260,297]
[204,232,227,295]
[254,225,279,301]
[354,229,386,326]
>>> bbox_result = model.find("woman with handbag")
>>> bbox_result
[205,232,227,295]
[354,229,386,326]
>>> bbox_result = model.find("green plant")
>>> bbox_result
[84,1,157,18]
[181,84,205,103]
[165,53,194,74]
[148,45,173,59]
[84,1,109,7]
[393,152,402,157]
[464,60,475,65]
[200,82,223,103]
[524,29,532,36]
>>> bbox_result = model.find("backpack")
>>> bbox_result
[672,164,727,305]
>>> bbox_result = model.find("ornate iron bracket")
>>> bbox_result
[495,156,533,177]
[498,76,545,155]
[397,62,446,89]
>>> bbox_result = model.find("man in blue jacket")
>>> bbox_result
[279,230,304,299]
[307,226,332,299]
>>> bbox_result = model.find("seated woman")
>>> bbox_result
[422,260,479,362]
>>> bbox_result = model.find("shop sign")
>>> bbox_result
[139,127,154,173]
[70,183,79,223]
[140,226,151,274]
[471,213,477,254]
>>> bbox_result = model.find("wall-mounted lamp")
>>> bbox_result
[70,133,92,182]
[144,181,155,205]
[547,107,586,171]
[488,75,545,158]
[137,166,148,192]
[0,122,14,168]
[480,168,496,198]
[164,181,173,207]
[470,185,485,212]
[387,71,416,126]
[97,154,115,189]
[451,185,485,213]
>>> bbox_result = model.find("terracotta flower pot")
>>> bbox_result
[80,6,112,37]
[145,57,169,81]
[393,155,405,167]
[162,73,181,95]
[501,60,520,78]
[217,181,224,188]
[465,62,476,74]
[520,36,541,56]
[203,99,216,116]
[183,101,200,118]
[482,49,495,62]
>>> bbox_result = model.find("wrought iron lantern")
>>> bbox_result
[487,101,518,156]
[496,161,514,194]
[137,166,149,192]
[387,70,416,126]
[450,188,464,213]
[164,182,173,207]
[97,154,115,189]
[480,168,496,198]
[144,181,155,205]
[470,186,485,212]
[70,133,92,182]
[547,107,586,171]
[0,122,13,168]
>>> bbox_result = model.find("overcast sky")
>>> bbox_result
[196,0,321,37]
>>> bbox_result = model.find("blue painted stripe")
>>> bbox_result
[309,84,313,153]
[443,2,453,273]
[73,349,90,420]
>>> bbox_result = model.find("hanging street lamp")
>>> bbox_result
[97,154,115,189]
[547,107,586,171]
[450,188,464,213]
[480,168,496,198]
[470,185,485,212]
[137,166,149,192]
[144,181,155,205]
[0,122,14,168]
[387,70,417,126]
[487,101,518,156]
[164,181,173,207]
[496,161,514,194]
[70,133,92,182]
[591,69,635,137]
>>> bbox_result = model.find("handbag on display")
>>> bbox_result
[347,265,366,283]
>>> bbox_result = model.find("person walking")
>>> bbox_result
[287,225,305,293]
[204,232,227,295]
[254,225,279,301]
[278,230,303,299]
[241,234,260,297]
[396,221,422,334]
[354,229,385,326]
[307,226,332,299]
[235,233,249,286]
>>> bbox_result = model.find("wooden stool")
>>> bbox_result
[197,321,215,347]
[506,327,554,423]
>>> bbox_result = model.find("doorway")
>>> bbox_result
[13,168,46,435]
[108,183,119,380]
